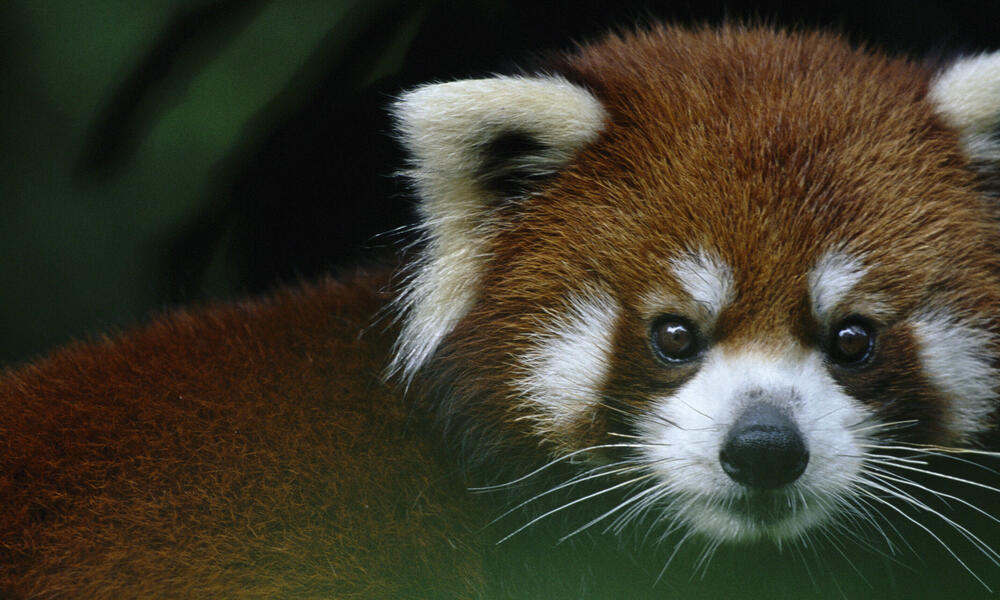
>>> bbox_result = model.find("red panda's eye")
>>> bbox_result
[830,319,875,365]
[651,316,700,363]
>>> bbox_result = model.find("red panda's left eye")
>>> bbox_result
[830,319,875,365]
[651,316,700,363]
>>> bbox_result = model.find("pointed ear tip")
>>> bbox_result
[931,51,1000,127]
[932,50,1000,92]
[389,80,488,134]
[941,51,993,74]
[389,83,438,124]
[389,76,607,163]
[391,75,604,120]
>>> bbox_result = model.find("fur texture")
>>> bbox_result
[4,24,1000,599]
[0,270,488,598]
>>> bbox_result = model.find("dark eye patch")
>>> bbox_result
[826,324,949,443]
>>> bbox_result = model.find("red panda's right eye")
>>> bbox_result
[651,316,700,363]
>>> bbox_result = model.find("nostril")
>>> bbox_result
[719,403,809,490]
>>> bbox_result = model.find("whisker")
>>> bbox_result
[495,474,657,545]
[856,451,930,466]
[867,479,1000,591]
[862,443,1000,478]
[692,537,723,580]
[848,419,919,435]
[469,443,649,491]
[485,461,652,527]
[815,526,871,587]
[809,404,850,425]
[874,474,1000,567]
[857,478,994,590]
[890,443,1000,459]
[678,398,713,421]
[789,537,819,591]
[868,471,1000,552]
[646,508,687,547]
[614,480,683,536]
[862,442,1000,459]
[593,394,685,431]
[656,529,696,584]
[863,457,1000,495]
[824,506,905,567]
[838,487,908,556]
[864,464,1000,529]
[559,480,669,542]
[597,399,640,420]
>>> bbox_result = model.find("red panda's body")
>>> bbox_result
[0,269,490,598]
[5,25,1000,598]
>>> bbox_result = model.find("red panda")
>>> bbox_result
[3,24,1000,599]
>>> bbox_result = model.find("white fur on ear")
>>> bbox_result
[929,51,1000,163]
[393,76,607,192]
[387,76,607,383]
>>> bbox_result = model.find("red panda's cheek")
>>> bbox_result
[910,314,999,443]
[509,288,621,453]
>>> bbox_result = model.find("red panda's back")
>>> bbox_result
[0,267,484,599]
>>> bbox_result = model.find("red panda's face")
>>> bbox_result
[391,27,1000,546]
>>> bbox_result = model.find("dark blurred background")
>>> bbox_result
[2,0,999,366]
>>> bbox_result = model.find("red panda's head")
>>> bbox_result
[389,26,1000,546]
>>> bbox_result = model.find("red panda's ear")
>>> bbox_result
[929,51,1000,165]
[392,76,607,204]
[386,76,606,383]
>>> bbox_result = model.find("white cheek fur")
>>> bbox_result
[514,290,620,438]
[912,311,999,443]
[637,350,874,542]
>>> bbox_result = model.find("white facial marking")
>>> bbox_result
[669,250,735,321]
[387,76,607,382]
[638,350,874,543]
[808,251,866,323]
[515,290,619,437]
[930,51,1000,162]
[912,311,999,442]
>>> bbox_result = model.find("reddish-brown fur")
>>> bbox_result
[425,26,1000,459]
[0,269,488,598]
[3,25,1000,598]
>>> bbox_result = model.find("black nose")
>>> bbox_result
[719,402,809,490]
